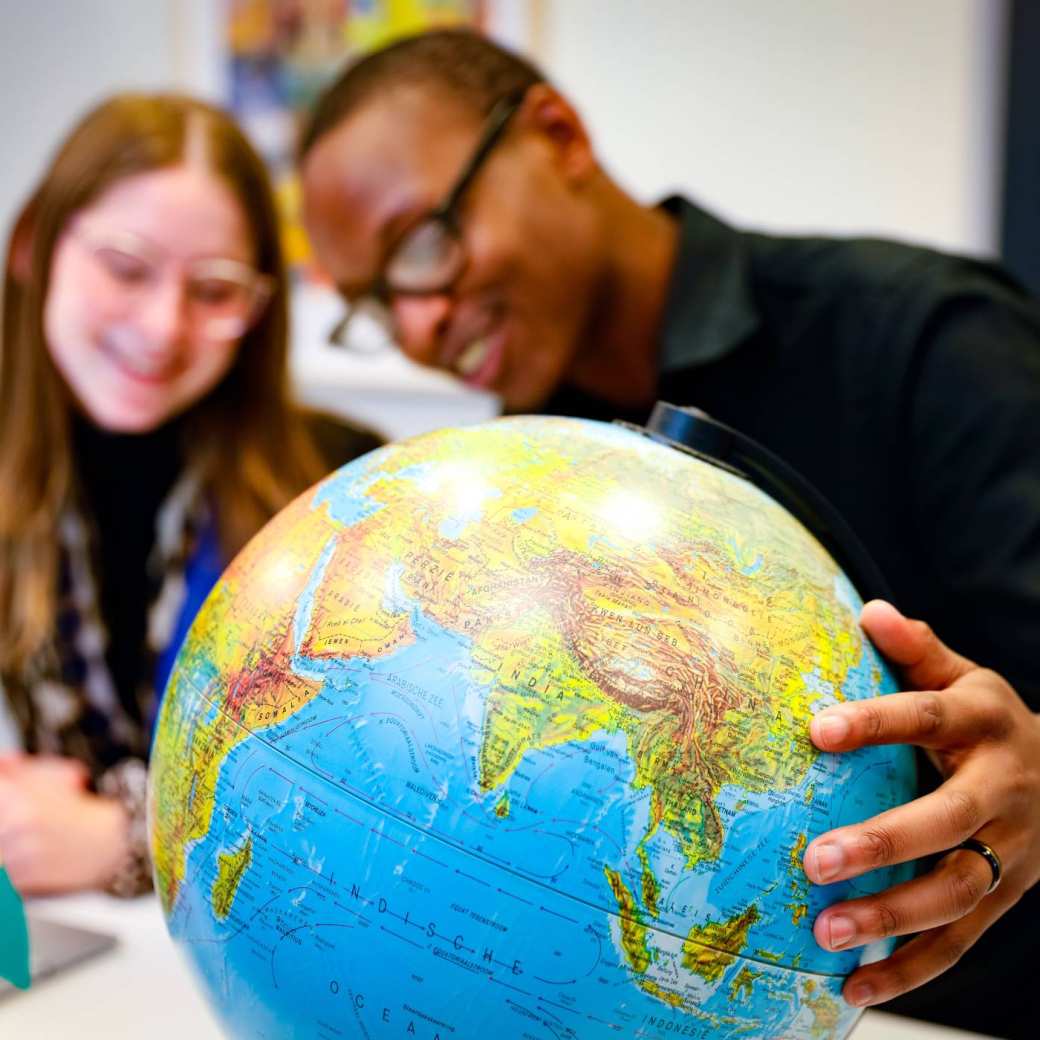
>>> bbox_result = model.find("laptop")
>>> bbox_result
[0,914,116,1000]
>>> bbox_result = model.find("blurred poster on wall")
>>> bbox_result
[226,0,491,279]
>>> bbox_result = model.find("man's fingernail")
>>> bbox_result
[827,915,856,950]
[811,842,845,883]
[847,982,875,1007]
[815,713,850,746]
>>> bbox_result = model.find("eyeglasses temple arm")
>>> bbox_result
[437,90,526,221]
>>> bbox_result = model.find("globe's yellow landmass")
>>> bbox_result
[150,501,336,909]
[729,965,763,1002]
[212,834,253,921]
[804,979,844,1039]
[787,831,811,925]
[603,865,652,974]
[682,905,760,983]
[638,845,660,919]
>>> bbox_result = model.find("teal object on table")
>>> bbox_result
[0,864,30,989]
[149,417,917,1040]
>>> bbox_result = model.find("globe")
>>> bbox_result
[149,415,916,1040]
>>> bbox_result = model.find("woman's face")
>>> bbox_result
[44,164,266,433]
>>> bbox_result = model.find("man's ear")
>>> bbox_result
[7,198,38,285]
[516,83,597,184]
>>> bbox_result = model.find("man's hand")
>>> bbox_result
[802,600,1040,1008]
[0,755,129,895]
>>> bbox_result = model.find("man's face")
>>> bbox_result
[301,87,603,411]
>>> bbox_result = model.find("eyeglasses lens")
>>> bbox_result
[329,296,395,352]
[85,234,267,342]
[186,259,268,340]
[384,219,465,294]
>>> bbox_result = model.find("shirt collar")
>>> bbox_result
[658,196,760,372]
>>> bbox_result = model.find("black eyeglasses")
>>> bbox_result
[329,89,527,350]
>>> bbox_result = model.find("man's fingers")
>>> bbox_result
[839,887,1016,1007]
[813,847,997,953]
[804,772,996,884]
[810,682,1007,752]
[860,600,975,690]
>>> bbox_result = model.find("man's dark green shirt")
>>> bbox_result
[546,196,1040,1037]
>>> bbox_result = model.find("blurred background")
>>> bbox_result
[2,0,1035,439]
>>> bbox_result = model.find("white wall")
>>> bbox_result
[542,0,1007,256]
[1,2,199,241]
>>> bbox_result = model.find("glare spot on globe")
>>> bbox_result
[415,459,500,521]
[596,488,664,541]
[254,549,305,598]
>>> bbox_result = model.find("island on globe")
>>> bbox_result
[149,415,916,1040]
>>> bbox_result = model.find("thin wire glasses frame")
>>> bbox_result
[69,222,274,342]
[328,88,527,351]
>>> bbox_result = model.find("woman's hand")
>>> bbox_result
[803,600,1040,1008]
[0,755,129,894]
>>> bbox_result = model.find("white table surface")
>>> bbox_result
[0,892,997,1040]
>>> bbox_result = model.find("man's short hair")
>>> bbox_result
[299,28,546,160]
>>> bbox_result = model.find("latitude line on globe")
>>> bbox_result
[172,668,850,979]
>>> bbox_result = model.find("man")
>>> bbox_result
[299,29,1040,1038]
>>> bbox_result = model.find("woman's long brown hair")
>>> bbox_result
[0,94,328,674]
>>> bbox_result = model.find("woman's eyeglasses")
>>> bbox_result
[328,89,527,352]
[70,224,273,342]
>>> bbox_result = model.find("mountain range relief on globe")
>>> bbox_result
[148,416,916,1039]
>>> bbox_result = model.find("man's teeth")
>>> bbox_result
[454,338,489,376]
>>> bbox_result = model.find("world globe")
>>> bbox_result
[149,415,916,1040]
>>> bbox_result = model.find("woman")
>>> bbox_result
[0,94,380,896]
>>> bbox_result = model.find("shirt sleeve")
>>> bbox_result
[905,286,1040,707]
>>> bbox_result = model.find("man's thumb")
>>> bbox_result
[860,599,975,690]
